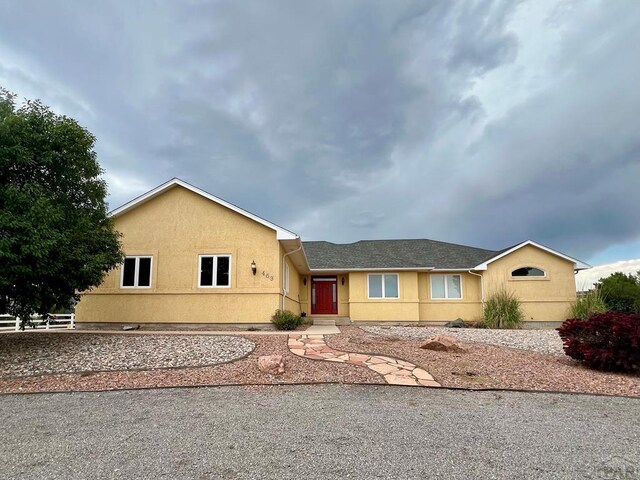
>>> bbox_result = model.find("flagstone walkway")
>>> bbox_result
[288,334,440,387]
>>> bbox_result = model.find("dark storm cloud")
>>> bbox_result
[0,0,638,262]
[151,1,438,208]
[444,0,640,255]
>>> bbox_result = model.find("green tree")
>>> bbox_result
[596,271,640,314]
[0,88,123,328]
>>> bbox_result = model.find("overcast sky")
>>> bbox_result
[1,0,639,266]
[575,258,640,291]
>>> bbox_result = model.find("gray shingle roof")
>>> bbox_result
[302,239,505,270]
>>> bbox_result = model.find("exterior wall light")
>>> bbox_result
[303,277,307,286]
[251,260,257,275]
[342,276,345,285]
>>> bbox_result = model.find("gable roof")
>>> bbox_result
[109,178,299,241]
[109,179,589,272]
[302,239,590,271]
[473,240,590,270]
[303,239,501,270]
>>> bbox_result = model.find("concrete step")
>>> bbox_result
[309,316,351,326]
[311,318,337,326]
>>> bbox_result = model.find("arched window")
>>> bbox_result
[511,267,545,277]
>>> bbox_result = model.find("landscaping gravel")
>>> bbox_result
[331,326,640,397]
[1,327,638,397]
[362,325,565,355]
[0,333,255,377]
[0,333,382,393]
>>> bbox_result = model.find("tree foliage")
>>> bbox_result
[596,271,640,314]
[0,88,123,327]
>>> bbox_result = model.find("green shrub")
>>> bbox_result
[596,271,640,314]
[570,288,608,320]
[479,288,523,329]
[271,309,303,331]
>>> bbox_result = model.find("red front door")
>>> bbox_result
[311,277,338,315]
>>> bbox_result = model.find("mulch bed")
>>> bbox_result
[327,326,640,397]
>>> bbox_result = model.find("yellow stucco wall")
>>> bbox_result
[483,244,577,321]
[76,184,577,325]
[418,272,483,322]
[282,249,302,314]
[337,274,350,317]
[347,271,483,322]
[78,293,279,324]
[299,276,309,315]
[345,245,576,323]
[76,185,284,324]
[348,272,420,321]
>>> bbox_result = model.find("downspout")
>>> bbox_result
[468,270,484,318]
[282,243,303,310]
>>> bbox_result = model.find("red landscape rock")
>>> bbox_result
[420,335,467,353]
[257,354,286,375]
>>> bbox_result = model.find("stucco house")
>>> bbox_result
[76,178,590,328]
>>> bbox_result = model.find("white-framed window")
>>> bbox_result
[121,256,153,288]
[283,262,290,293]
[511,266,545,277]
[199,255,231,288]
[430,274,462,299]
[367,274,399,299]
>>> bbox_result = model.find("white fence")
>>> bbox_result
[0,314,75,331]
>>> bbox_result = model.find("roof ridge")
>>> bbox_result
[305,237,499,253]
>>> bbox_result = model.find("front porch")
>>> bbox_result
[298,274,351,320]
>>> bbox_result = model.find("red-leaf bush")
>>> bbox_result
[557,312,640,371]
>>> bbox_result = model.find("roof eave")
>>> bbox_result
[309,267,436,273]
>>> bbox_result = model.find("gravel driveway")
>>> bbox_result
[363,326,564,355]
[0,385,638,479]
[0,332,254,377]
